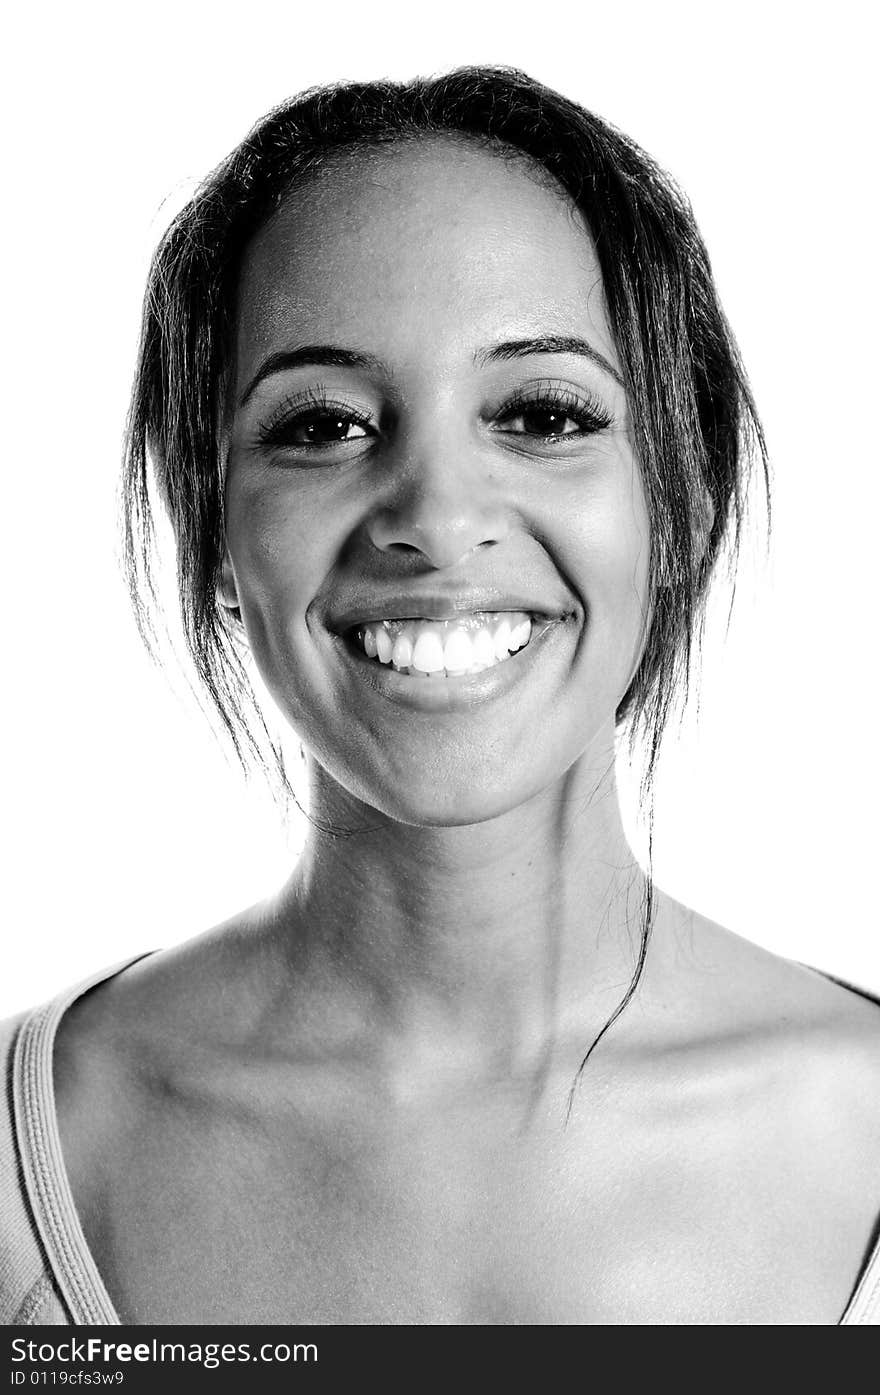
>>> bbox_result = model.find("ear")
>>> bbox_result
[218,549,241,620]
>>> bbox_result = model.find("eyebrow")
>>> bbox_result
[238,345,388,407]
[238,332,625,408]
[476,335,624,386]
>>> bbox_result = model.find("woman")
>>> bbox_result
[2,67,878,1327]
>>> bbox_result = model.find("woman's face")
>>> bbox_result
[223,140,650,825]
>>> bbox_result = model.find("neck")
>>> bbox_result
[264,730,650,1079]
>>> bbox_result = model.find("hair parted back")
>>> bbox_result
[123,64,767,792]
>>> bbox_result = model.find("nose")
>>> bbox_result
[366,437,508,569]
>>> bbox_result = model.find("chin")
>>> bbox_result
[315,752,574,831]
[303,705,618,831]
[376,785,532,829]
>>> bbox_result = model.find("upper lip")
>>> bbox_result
[327,586,571,631]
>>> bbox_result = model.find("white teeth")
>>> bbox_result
[472,627,496,668]
[391,631,413,671]
[492,618,512,660]
[355,611,541,677]
[442,629,474,672]
[411,629,445,674]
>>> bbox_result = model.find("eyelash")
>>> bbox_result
[256,387,373,449]
[255,382,614,452]
[493,384,614,439]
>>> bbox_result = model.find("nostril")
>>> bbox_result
[366,490,508,569]
[370,527,501,571]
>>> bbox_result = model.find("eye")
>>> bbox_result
[508,404,582,438]
[276,411,370,447]
[494,386,613,442]
[256,389,376,452]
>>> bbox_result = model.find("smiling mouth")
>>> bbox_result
[345,610,539,677]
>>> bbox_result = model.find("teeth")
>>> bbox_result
[411,629,445,675]
[391,631,413,671]
[492,618,512,660]
[472,627,496,667]
[442,629,474,672]
[354,611,541,676]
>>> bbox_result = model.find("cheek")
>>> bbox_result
[554,452,651,673]
[586,492,650,633]
[223,471,330,681]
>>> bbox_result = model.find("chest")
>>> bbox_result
[78,1091,868,1325]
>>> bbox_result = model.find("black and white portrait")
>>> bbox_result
[2,1,877,1335]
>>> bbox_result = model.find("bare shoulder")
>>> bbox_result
[56,906,271,1066]
[651,894,880,1152]
[53,909,272,1201]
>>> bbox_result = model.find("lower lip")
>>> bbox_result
[329,619,568,712]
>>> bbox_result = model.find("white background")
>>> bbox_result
[3,0,877,1015]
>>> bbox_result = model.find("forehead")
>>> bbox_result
[233,139,614,381]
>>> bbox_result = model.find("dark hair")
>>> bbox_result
[122,66,767,1100]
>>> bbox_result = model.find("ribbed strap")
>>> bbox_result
[12,957,150,1325]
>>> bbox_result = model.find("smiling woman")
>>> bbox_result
[2,67,879,1328]
[220,138,650,832]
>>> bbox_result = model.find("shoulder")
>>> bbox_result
[654,895,880,1039]
[649,896,880,1180]
[53,921,269,1208]
[2,957,157,1326]
[54,912,268,1088]
[619,901,880,1321]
